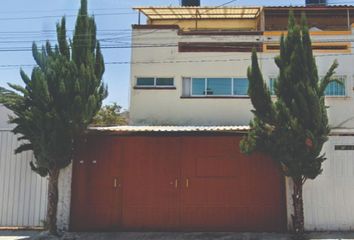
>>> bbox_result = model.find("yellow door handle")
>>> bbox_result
[186,178,189,188]
[174,179,178,189]
[114,178,118,188]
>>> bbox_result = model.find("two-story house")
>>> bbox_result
[56,0,354,233]
[130,3,354,129]
[124,0,354,231]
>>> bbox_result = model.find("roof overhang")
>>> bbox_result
[264,5,354,11]
[89,125,250,135]
[133,7,262,20]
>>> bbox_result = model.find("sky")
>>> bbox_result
[0,0,347,110]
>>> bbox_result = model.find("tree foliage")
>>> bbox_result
[92,103,127,126]
[0,0,107,234]
[241,12,338,180]
[240,12,338,236]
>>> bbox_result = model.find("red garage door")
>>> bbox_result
[71,135,286,231]
[179,137,285,231]
[70,137,123,231]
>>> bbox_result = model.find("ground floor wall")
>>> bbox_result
[302,135,354,231]
[57,163,73,232]
[69,134,287,232]
[58,133,354,231]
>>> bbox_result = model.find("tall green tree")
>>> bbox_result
[240,12,338,238]
[92,102,128,126]
[0,0,107,234]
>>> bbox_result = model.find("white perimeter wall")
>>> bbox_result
[0,105,48,227]
[303,135,354,231]
[0,104,73,230]
[0,105,15,129]
[285,135,354,231]
[0,130,48,227]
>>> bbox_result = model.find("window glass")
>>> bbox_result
[137,77,154,86]
[325,78,345,96]
[233,78,249,96]
[192,78,206,95]
[269,78,276,95]
[156,78,174,86]
[207,78,232,95]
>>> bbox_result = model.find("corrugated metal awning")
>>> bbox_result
[264,5,354,10]
[90,125,250,133]
[89,126,354,136]
[134,7,262,20]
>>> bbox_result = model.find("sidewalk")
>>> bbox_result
[1,231,354,240]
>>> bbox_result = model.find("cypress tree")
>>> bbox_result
[240,11,339,239]
[0,0,107,234]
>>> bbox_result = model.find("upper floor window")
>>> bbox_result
[135,77,174,88]
[269,77,276,95]
[325,76,346,96]
[187,77,248,97]
[269,76,347,97]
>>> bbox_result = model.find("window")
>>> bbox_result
[335,145,354,151]
[207,78,232,95]
[189,78,249,97]
[268,76,346,97]
[136,77,174,88]
[324,76,346,96]
[269,77,276,95]
[233,78,248,96]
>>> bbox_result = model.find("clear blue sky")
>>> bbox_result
[0,0,345,109]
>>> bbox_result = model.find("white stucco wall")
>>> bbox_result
[57,163,73,232]
[130,28,354,128]
[286,135,354,231]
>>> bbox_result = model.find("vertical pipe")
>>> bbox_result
[347,8,350,30]
[195,10,198,30]
[260,7,265,32]
[138,10,141,25]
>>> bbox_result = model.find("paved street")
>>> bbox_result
[1,231,354,240]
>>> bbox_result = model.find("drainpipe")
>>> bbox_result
[347,8,350,30]
[260,7,265,32]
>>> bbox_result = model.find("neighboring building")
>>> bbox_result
[130,5,354,129]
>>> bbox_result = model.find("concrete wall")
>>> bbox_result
[57,163,73,232]
[130,28,354,128]
[303,135,354,231]
[286,135,354,231]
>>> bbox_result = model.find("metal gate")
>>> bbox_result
[0,130,48,227]
[71,134,286,232]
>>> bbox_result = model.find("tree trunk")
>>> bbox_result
[46,167,60,235]
[292,177,305,240]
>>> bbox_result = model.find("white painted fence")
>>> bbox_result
[0,130,48,227]
[303,135,354,231]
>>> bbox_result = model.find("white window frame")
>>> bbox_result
[268,76,277,96]
[135,77,175,88]
[323,75,347,97]
[268,75,348,97]
[189,77,249,97]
